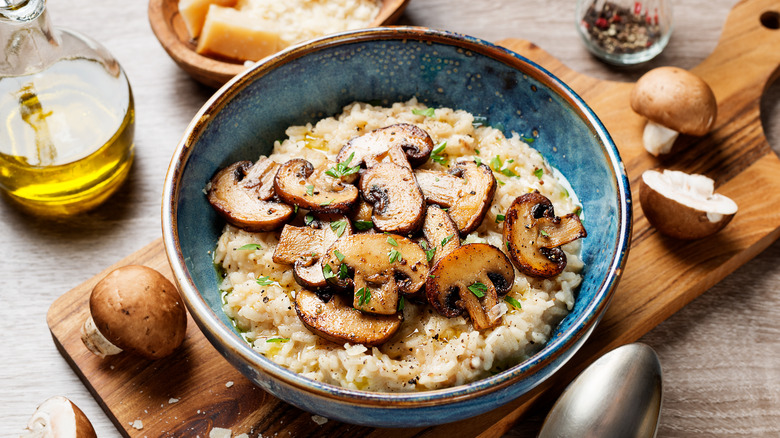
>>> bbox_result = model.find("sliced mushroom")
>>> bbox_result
[425,243,515,330]
[207,159,294,231]
[503,192,587,278]
[360,162,426,235]
[322,233,429,314]
[274,158,359,214]
[81,265,187,360]
[640,169,737,239]
[415,160,496,234]
[295,289,402,346]
[630,66,717,156]
[337,123,434,168]
[350,199,375,231]
[273,215,353,289]
[22,396,96,438]
[421,205,460,265]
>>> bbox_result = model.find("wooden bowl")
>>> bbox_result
[148,0,411,88]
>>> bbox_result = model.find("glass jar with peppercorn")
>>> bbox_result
[576,0,673,65]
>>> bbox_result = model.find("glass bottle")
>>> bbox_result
[0,0,134,215]
[576,0,673,65]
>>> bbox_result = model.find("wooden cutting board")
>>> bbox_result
[47,0,780,436]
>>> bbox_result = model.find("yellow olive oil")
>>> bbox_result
[0,58,134,215]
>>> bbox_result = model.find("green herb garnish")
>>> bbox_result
[504,295,522,309]
[354,220,374,231]
[319,199,332,206]
[330,220,348,237]
[338,263,349,279]
[474,157,482,166]
[256,276,276,286]
[305,184,314,196]
[431,141,448,166]
[501,168,517,177]
[266,337,289,343]
[441,234,454,248]
[334,249,346,262]
[533,168,544,179]
[325,152,360,178]
[521,136,535,144]
[420,241,435,263]
[412,107,435,117]
[237,243,262,251]
[304,214,315,226]
[355,287,371,306]
[495,214,505,223]
[398,296,405,312]
[323,264,335,280]
[468,282,488,298]
[540,229,550,237]
[386,235,398,246]
[389,249,403,263]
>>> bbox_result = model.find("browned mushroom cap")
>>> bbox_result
[337,123,434,168]
[360,162,426,235]
[23,396,96,438]
[415,161,496,235]
[322,233,429,314]
[274,158,359,214]
[273,215,353,289]
[503,192,586,278]
[81,265,187,360]
[421,205,460,265]
[207,159,294,231]
[425,243,514,330]
[295,289,402,346]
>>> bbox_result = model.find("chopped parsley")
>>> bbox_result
[319,199,332,206]
[304,213,315,226]
[495,214,505,223]
[325,152,360,178]
[398,296,405,312]
[521,136,535,144]
[389,249,403,263]
[506,241,511,250]
[330,219,348,237]
[355,287,371,306]
[412,107,435,117]
[420,241,435,263]
[574,206,583,217]
[237,243,262,251]
[441,234,454,248]
[431,141,448,166]
[474,157,482,166]
[334,249,346,262]
[305,184,314,196]
[338,263,349,279]
[504,295,522,309]
[540,229,550,237]
[354,220,374,231]
[467,282,488,298]
[323,264,336,280]
[533,168,544,179]
[256,276,276,286]
[266,337,289,343]
[386,235,398,246]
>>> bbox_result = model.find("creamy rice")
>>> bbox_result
[214,98,584,392]
[237,0,380,49]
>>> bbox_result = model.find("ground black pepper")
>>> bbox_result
[581,1,662,55]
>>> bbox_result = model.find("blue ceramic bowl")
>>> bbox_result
[162,27,631,428]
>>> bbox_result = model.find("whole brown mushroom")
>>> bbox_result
[630,66,717,156]
[80,265,187,360]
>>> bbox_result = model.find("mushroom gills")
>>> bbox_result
[274,158,359,214]
[207,159,294,231]
[337,123,434,168]
[425,243,515,330]
[294,289,402,346]
[503,192,586,279]
[360,162,426,235]
[415,161,496,235]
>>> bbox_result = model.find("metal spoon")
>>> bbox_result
[538,343,663,438]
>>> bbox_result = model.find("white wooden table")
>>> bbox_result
[1,0,778,436]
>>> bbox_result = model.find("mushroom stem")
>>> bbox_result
[642,120,679,156]
[80,315,123,358]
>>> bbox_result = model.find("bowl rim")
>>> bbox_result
[162,26,632,407]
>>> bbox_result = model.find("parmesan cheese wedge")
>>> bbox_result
[179,0,237,39]
[195,5,280,61]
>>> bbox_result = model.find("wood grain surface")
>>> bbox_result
[2,0,779,437]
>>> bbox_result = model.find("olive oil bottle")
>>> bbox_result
[0,0,135,215]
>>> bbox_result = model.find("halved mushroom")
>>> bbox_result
[421,205,460,265]
[503,192,587,278]
[337,123,434,168]
[360,162,426,235]
[274,158,359,214]
[630,66,717,156]
[640,169,737,239]
[272,215,353,289]
[207,158,294,231]
[22,396,96,438]
[294,289,402,346]
[415,160,496,234]
[322,233,429,314]
[426,243,515,330]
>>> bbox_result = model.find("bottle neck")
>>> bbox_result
[1,0,62,76]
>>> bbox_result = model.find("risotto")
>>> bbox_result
[213,98,584,392]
